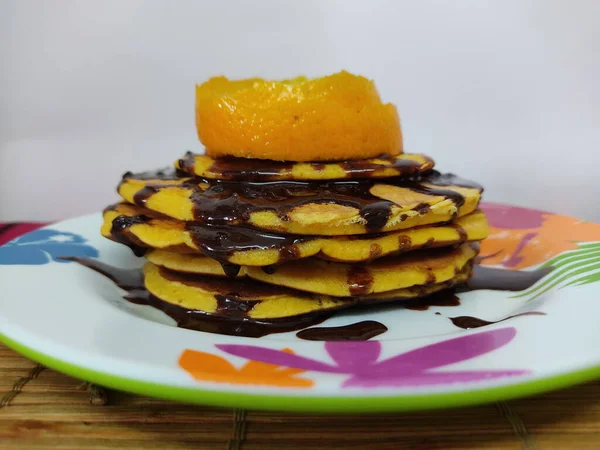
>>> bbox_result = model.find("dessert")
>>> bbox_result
[100,71,489,337]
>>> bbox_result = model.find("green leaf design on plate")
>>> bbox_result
[512,242,600,300]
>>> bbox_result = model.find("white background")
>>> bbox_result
[1,0,599,222]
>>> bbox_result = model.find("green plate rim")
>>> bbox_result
[2,331,599,413]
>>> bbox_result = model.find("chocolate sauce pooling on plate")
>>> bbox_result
[402,290,461,311]
[65,257,331,338]
[296,320,388,341]
[449,312,547,329]
[178,152,433,182]
[66,254,553,337]
[445,265,550,329]
[124,169,482,233]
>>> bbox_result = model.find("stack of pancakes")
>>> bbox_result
[100,72,489,337]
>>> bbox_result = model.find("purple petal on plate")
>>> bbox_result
[480,202,546,229]
[375,327,517,373]
[324,340,381,371]
[216,344,341,373]
[503,232,537,268]
[342,369,529,388]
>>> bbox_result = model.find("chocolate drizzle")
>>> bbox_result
[296,320,388,341]
[184,222,315,274]
[66,256,554,337]
[110,214,150,257]
[178,152,434,182]
[449,312,546,329]
[220,263,241,278]
[214,294,260,318]
[123,169,482,233]
[132,185,162,209]
[347,266,374,296]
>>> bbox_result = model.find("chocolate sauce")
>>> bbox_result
[220,262,241,278]
[157,265,291,297]
[296,320,388,341]
[347,266,374,296]
[123,169,482,233]
[421,238,435,249]
[403,290,461,310]
[110,214,150,257]
[106,204,317,270]
[214,294,260,318]
[262,265,278,274]
[66,257,332,338]
[132,185,163,209]
[177,152,434,182]
[415,202,431,214]
[396,235,412,252]
[66,256,554,337]
[185,222,315,270]
[168,305,331,338]
[453,224,468,242]
[449,312,546,329]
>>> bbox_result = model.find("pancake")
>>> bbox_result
[175,152,435,181]
[144,262,351,320]
[103,203,488,265]
[117,169,483,235]
[247,243,477,297]
[144,261,472,321]
[147,243,477,297]
[360,264,471,303]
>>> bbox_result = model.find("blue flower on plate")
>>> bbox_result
[0,229,99,265]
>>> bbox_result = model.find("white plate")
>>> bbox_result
[1,202,600,412]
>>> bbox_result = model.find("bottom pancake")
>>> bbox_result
[144,261,472,326]
[144,262,350,320]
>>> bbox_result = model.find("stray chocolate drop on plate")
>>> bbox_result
[296,320,388,341]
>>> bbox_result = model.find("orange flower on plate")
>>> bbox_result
[178,348,314,388]
[480,204,600,269]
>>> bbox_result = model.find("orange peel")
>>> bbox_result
[196,71,402,161]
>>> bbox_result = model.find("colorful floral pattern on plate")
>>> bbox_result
[179,328,526,388]
[179,347,313,388]
[0,229,98,265]
[479,202,600,269]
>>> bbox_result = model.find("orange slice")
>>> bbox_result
[196,71,402,161]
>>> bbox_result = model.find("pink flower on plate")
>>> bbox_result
[217,327,527,388]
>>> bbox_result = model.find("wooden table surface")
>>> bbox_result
[1,343,599,450]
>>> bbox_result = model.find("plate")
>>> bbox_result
[1,202,600,412]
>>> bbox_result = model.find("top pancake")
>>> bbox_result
[176,152,434,181]
[117,169,483,236]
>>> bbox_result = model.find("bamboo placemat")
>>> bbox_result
[1,343,599,449]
